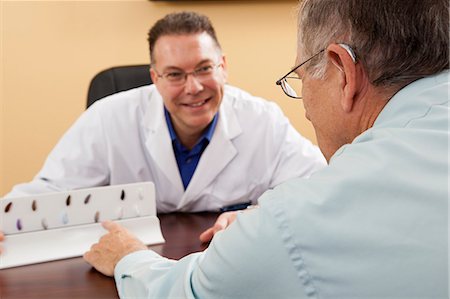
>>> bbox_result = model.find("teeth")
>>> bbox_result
[188,101,205,107]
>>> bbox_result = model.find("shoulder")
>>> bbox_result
[222,85,285,119]
[86,85,159,118]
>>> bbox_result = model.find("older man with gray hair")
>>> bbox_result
[83,0,449,298]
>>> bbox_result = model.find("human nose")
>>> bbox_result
[184,73,204,94]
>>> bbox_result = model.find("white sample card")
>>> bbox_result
[0,182,165,269]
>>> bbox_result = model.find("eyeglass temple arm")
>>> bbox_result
[275,49,325,85]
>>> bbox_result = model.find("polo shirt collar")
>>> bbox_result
[164,106,218,149]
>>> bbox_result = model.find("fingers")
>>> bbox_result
[101,220,119,232]
[199,227,215,243]
[84,223,114,264]
[83,245,100,265]
[83,241,114,277]
[83,250,114,277]
[214,215,228,231]
[199,212,235,243]
[199,225,225,244]
[83,225,145,277]
[83,250,93,263]
[0,232,4,255]
[83,237,101,263]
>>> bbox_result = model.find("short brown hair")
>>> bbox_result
[298,0,449,87]
[148,11,221,63]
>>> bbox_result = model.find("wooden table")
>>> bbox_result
[0,212,218,299]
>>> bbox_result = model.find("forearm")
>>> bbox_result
[114,250,204,299]
[113,206,300,299]
[3,179,62,198]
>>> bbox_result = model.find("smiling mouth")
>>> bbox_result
[182,98,211,108]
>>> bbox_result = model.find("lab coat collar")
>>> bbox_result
[177,90,243,210]
[143,87,185,195]
[142,85,243,210]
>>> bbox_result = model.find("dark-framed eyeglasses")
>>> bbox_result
[153,63,222,86]
[275,49,325,99]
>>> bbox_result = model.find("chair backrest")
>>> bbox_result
[86,65,152,108]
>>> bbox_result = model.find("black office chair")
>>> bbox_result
[86,64,152,108]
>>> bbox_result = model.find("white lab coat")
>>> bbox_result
[6,85,325,212]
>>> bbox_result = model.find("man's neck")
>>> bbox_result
[356,86,395,136]
[176,129,205,150]
[164,108,211,151]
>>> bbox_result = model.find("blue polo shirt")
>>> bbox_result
[164,108,218,190]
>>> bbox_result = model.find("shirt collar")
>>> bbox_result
[164,106,218,145]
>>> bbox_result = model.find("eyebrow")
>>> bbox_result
[162,59,215,72]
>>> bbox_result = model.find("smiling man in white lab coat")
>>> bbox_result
[3,13,325,212]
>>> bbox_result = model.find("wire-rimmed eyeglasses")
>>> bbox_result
[153,63,222,86]
[275,49,325,99]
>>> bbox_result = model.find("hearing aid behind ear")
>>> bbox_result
[338,43,357,63]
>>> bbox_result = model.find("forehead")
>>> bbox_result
[153,32,220,69]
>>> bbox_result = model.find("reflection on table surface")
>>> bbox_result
[0,212,218,299]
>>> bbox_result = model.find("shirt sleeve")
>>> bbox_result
[4,102,110,198]
[114,206,306,299]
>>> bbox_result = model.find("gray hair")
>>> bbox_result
[298,0,449,87]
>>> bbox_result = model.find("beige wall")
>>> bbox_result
[1,0,316,197]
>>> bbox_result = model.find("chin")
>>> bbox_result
[188,116,214,130]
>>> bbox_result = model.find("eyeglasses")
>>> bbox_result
[275,49,325,99]
[153,63,222,86]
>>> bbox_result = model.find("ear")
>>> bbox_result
[149,67,159,84]
[327,43,358,113]
[220,54,228,83]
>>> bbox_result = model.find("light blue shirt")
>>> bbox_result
[114,71,449,298]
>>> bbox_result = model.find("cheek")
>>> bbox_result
[302,80,312,99]
[204,79,224,99]
[301,84,313,112]
[210,71,227,91]
[301,81,323,117]
[302,99,313,121]
[157,85,182,108]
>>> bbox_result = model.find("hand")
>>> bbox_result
[0,231,4,255]
[199,211,238,243]
[83,220,147,277]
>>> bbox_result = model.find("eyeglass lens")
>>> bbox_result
[163,64,219,85]
[281,76,302,99]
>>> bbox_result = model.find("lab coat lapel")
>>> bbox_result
[143,92,184,193]
[177,100,242,209]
